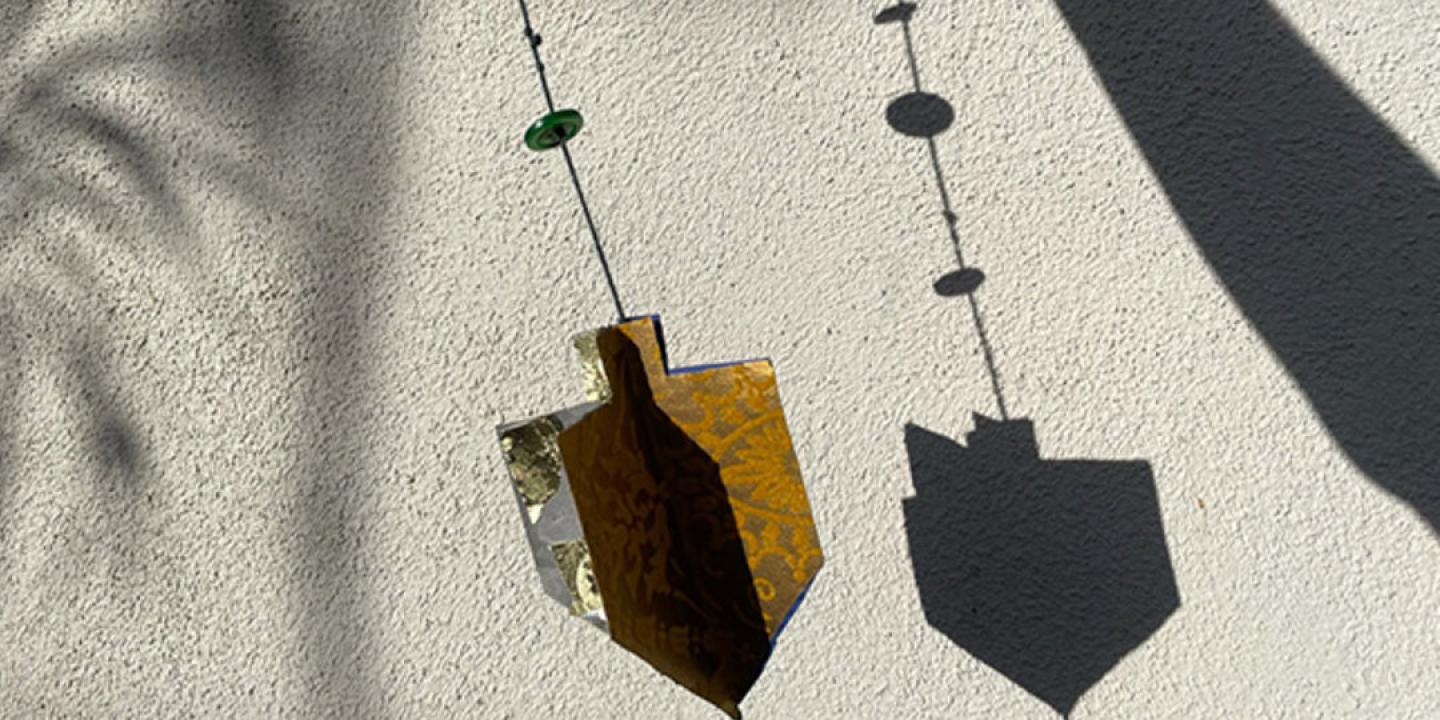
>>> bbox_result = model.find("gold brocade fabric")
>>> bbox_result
[555,317,824,717]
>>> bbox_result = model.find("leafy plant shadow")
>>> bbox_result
[0,2,406,714]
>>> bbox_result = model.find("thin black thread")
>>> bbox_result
[517,0,627,322]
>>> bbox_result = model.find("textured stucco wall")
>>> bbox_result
[2,0,1438,717]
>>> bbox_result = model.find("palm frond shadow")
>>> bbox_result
[0,3,403,714]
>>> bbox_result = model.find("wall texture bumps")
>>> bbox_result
[0,0,1437,717]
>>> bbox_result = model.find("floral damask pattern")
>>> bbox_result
[551,317,824,716]
[600,318,824,633]
[558,330,770,718]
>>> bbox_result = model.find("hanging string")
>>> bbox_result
[517,0,627,322]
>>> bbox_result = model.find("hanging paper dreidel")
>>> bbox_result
[496,3,824,718]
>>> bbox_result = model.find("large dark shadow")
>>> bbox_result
[904,419,1179,716]
[876,4,1179,714]
[1045,0,1440,533]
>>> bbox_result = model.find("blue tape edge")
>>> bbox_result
[769,578,815,648]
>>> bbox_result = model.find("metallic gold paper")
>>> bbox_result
[500,404,608,628]
[498,316,823,718]
[500,417,564,522]
[550,539,604,617]
[572,329,611,403]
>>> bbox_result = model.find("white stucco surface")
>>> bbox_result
[2,0,1438,717]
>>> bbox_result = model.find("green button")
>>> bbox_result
[525,109,584,151]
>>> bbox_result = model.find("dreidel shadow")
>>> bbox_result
[903,417,1179,717]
